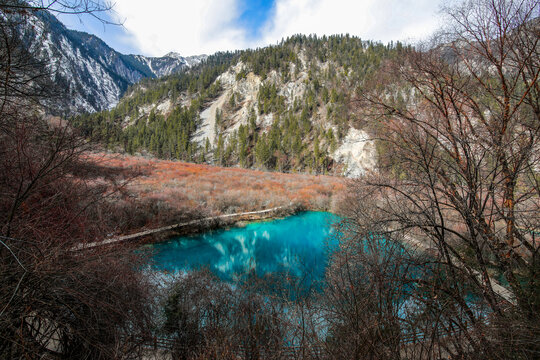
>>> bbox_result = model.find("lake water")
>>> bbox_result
[148,211,340,286]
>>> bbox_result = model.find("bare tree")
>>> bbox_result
[0,2,156,359]
[162,269,295,360]
[0,113,157,358]
[0,1,114,18]
[343,0,540,358]
[0,0,119,121]
[322,227,412,360]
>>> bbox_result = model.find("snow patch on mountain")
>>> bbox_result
[17,11,207,115]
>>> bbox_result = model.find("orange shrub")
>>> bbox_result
[88,152,345,229]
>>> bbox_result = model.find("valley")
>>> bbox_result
[73,35,395,175]
[1,1,538,359]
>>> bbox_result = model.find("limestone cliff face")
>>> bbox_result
[332,128,376,177]
[77,35,398,176]
[127,56,376,177]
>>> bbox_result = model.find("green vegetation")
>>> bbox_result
[73,35,407,173]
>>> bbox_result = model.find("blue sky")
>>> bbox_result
[58,11,136,54]
[238,0,275,40]
[58,0,444,57]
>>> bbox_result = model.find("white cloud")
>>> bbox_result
[259,0,443,47]
[113,0,249,56]
[111,0,444,57]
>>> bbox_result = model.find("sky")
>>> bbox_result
[58,0,445,57]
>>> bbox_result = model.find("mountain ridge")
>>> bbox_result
[16,10,406,177]
[74,35,407,176]
[19,10,207,114]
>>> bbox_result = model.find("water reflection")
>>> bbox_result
[150,212,340,286]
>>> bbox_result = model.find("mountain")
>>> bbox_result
[74,35,409,176]
[12,10,407,177]
[18,10,206,114]
[129,52,207,79]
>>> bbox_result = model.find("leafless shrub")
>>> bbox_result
[0,3,156,358]
[162,270,293,360]
[345,0,540,358]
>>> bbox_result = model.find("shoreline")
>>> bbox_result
[161,209,336,241]
[144,206,299,244]
[74,204,302,251]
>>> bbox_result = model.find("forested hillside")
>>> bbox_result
[73,35,409,175]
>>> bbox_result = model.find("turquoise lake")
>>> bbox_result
[149,212,340,285]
